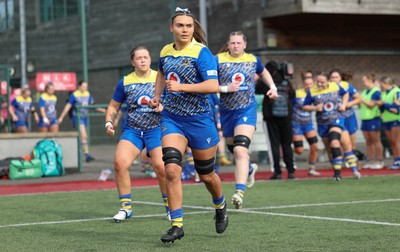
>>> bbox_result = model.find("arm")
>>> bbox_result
[360,97,378,109]
[8,105,17,121]
[259,69,278,99]
[149,71,166,109]
[166,78,219,94]
[303,104,323,112]
[31,106,39,123]
[347,92,361,108]
[339,93,349,112]
[58,103,72,124]
[105,99,122,137]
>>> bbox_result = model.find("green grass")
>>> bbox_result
[1,176,400,251]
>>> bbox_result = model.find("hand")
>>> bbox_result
[165,80,181,92]
[58,117,63,124]
[227,81,240,92]
[154,103,164,113]
[315,103,324,112]
[106,124,115,137]
[43,117,50,125]
[149,96,161,109]
[389,108,398,114]
[266,88,278,99]
[339,104,346,112]
[11,114,18,122]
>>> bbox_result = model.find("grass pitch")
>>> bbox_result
[1,175,400,251]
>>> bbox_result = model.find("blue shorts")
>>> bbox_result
[14,120,28,128]
[161,114,219,150]
[120,127,161,154]
[292,121,315,136]
[38,118,58,128]
[220,104,257,138]
[317,118,345,138]
[383,121,400,131]
[72,116,88,128]
[344,113,358,135]
[361,118,381,131]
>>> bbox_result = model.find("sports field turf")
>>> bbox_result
[1,175,400,251]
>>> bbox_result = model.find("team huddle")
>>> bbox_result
[103,7,400,244]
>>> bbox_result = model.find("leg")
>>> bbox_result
[370,130,384,168]
[266,119,282,178]
[341,130,361,178]
[192,145,228,234]
[305,130,319,176]
[293,135,304,155]
[362,131,374,162]
[38,127,48,132]
[15,126,29,133]
[329,127,343,181]
[80,124,93,162]
[279,119,294,177]
[113,140,141,222]
[149,146,169,216]
[49,124,59,132]
[262,120,274,172]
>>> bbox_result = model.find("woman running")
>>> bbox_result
[38,82,59,132]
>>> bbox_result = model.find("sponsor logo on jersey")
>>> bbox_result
[207,70,217,76]
[138,95,151,107]
[167,72,181,83]
[323,101,335,112]
[232,73,245,85]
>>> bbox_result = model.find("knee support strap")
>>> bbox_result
[293,141,303,148]
[162,147,182,167]
[234,135,251,149]
[307,136,318,145]
[328,131,341,142]
[331,147,342,159]
[227,144,234,154]
[194,157,215,175]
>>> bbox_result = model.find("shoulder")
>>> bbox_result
[160,43,174,57]
[296,88,307,98]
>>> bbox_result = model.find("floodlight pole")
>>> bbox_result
[80,0,88,82]
[19,0,27,87]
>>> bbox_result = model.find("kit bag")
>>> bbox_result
[9,159,43,180]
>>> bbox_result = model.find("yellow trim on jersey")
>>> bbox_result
[73,90,90,97]
[310,82,340,96]
[295,88,307,98]
[338,81,349,90]
[217,51,257,63]
[40,93,57,101]
[123,69,157,85]
[15,95,32,102]
[160,39,205,59]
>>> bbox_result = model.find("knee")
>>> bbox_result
[294,147,304,155]
[165,165,180,180]
[152,161,165,177]
[194,157,215,175]
[114,158,130,173]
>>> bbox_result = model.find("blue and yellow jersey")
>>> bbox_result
[38,93,57,120]
[11,95,34,122]
[216,52,264,111]
[337,81,357,118]
[158,39,218,119]
[293,88,312,124]
[303,82,347,126]
[68,90,93,117]
[112,70,161,130]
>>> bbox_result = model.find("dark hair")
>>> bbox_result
[329,68,353,82]
[316,71,330,80]
[265,61,284,83]
[44,82,54,92]
[364,73,375,82]
[171,7,207,46]
[129,45,151,73]
[78,80,85,86]
[301,70,314,80]
[218,31,247,54]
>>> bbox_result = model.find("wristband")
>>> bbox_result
[220,86,228,93]
[105,121,113,128]
[270,84,277,90]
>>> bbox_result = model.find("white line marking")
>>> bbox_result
[0,211,211,228]
[237,209,400,227]
[246,198,400,210]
